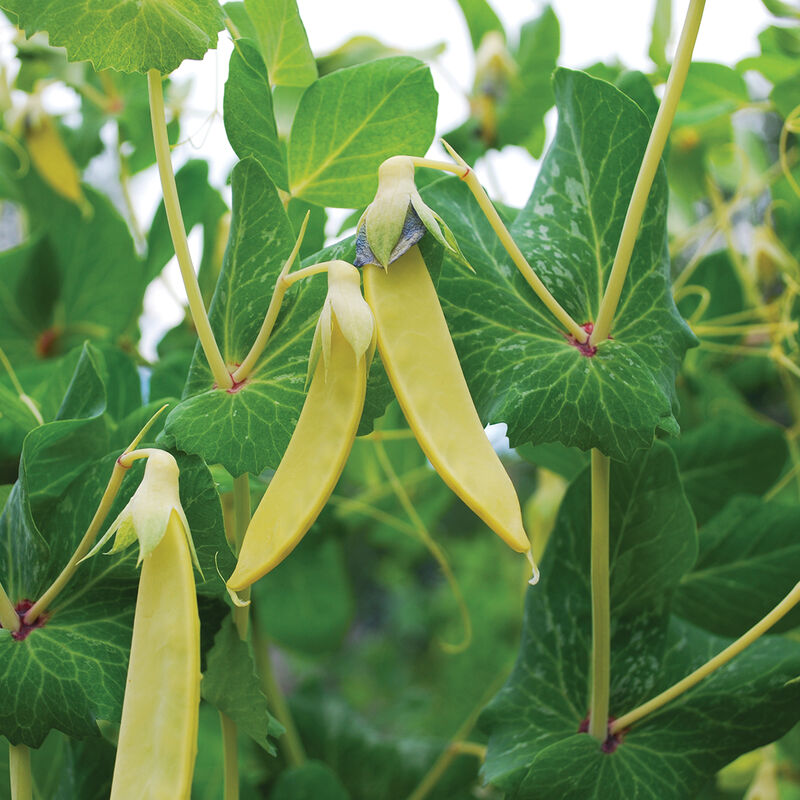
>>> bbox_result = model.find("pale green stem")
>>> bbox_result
[0,580,19,632]
[611,580,800,735]
[220,473,253,800]
[591,0,706,345]
[24,464,126,625]
[231,215,310,383]
[0,344,42,425]
[589,450,611,741]
[406,671,507,800]
[24,408,168,625]
[430,146,587,342]
[147,70,232,390]
[9,743,31,800]
[252,615,306,767]
[219,712,240,800]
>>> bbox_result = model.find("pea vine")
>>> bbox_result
[1,1,800,799]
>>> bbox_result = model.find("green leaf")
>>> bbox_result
[244,0,317,89]
[445,5,558,162]
[224,39,288,190]
[201,617,283,753]
[434,70,696,462]
[252,518,353,654]
[1,0,224,74]
[497,6,560,157]
[0,183,145,365]
[291,692,479,800]
[270,762,351,800]
[288,57,438,208]
[516,441,588,482]
[454,0,505,50]
[668,414,788,526]
[674,496,800,636]
[648,0,672,68]
[676,63,749,128]
[0,356,229,745]
[164,158,389,475]
[480,445,800,799]
[162,158,314,476]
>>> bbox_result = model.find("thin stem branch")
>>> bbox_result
[252,615,306,767]
[591,0,706,345]
[147,70,232,390]
[610,580,800,735]
[436,143,587,342]
[406,671,508,800]
[219,473,252,800]
[24,464,126,625]
[24,407,168,625]
[219,712,240,800]
[588,450,611,741]
[372,437,472,654]
[0,344,42,425]
[231,216,310,383]
[0,580,19,632]
[9,743,31,800]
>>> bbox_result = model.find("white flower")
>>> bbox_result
[84,450,200,570]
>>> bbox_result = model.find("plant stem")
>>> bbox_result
[147,70,232,390]
[0,580,19,633]
[231,216,309,383]
[219,712,240,800]
[588,450,611,741]
[9,743,31,800]
[252,617,306,767]
[406,670,508,800]
[0,344,43,425]
[591,0,706,345]
[24,407,168,625]
[219,474,253,800]
[432,146,587,342]
[24,463,126,625]
[610,580,800,735]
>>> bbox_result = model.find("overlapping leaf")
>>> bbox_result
[433,68,696,461]
[0,349,231,746]
[202,617,283,753]
[288,57,438,208]
[674,496,800,636]
[243,0,317,89]
[163,157,392,476]
[480,443,800,799]
[2,0,224,74]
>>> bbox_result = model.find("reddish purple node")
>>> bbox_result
[577,713,624,754]
[226,377,248,394]
[566,321,598,357]
[3,600,48,641]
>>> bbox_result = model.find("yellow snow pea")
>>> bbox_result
[80,449,201,800]
[363,244,532,559]
[21,106,87,212]
[227,262,374,592]
[110,508,200,800]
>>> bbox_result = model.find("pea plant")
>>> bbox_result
[2,0,800,797]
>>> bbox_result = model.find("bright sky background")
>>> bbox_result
[47,0,773,355]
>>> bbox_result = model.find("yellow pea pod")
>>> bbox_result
[22,109,87,210]
[363,244,530,555]
[227,317,367,592]
[110,510,200,800]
